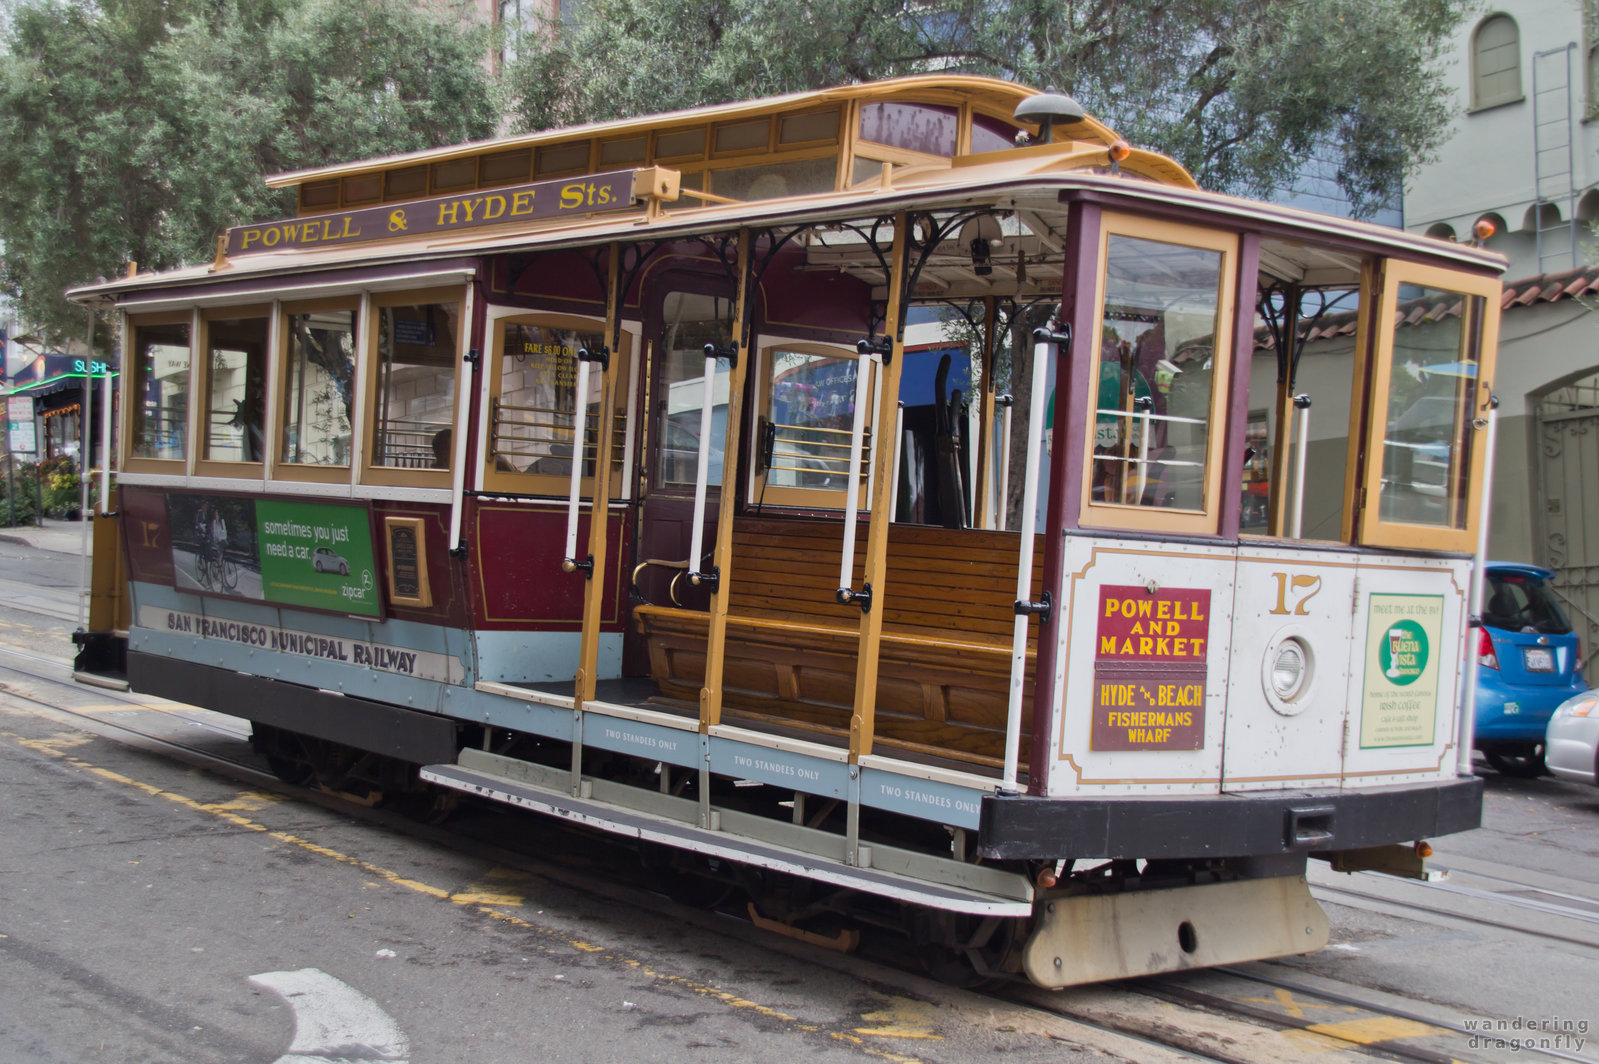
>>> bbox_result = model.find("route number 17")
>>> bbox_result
[1270,572,1322,616]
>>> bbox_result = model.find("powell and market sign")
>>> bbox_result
[224,167,671,257]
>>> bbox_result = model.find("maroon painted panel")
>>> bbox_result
[468,500,627,630]
[758,247,874,339]
[121,485,176,586]
[369,500,471,628]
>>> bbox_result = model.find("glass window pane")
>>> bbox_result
[282,309,355,466]
[710,157,837,201]
[779,109,839,144]
[655,128,706,159]
[766,348,866,493]
[131,320,190,461]
[204,315,268,462]
[970,113,1021,154]
[656,292,731,488]
[714,119,769,153]
[373,300,459,469]
[1377,288,1481,528]
[857,102,957,157]
[494,322,611,477]
[1090,234,1223,511]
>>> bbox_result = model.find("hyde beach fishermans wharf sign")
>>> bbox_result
[223,168,676,257]
[1090,584,1212,751]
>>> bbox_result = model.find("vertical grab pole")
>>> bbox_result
[1290,393,1311,539]
[1133,396,1153,504]
[1002,327,1066,793]
[973,295,998,528]
[448,282,476,554]
[1459,394,1499,776]
[78,307,94,630]
[561,358,593,572]
[844,213,909,771]
[687,345,720,582]
[699,231,754,733]
[997,394,1013,532]
[100,315,116,510]
[889,400,905,522]
[575,246,624,703]
[836,357,874,593]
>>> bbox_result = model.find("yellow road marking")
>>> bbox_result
[1239,987,1361,1021]
[5,731,927,1064]
[856,997,944,1040]
[1306,1016,1446,1044]
[452,866,538,907]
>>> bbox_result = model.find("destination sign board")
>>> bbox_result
[225,168,643,257]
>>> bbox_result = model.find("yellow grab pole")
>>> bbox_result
[699,230,754,732]
[575,246,623,703]
[847,214,909,763]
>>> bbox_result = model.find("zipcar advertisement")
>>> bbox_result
[165,493,380,617]
[255,499,379,616]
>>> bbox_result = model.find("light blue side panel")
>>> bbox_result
[859,768,984,830]
[707,737,849,800]
[130,580,472,714]
[474,629,623,684]
[583,714,700,769]
[440,684,577,742]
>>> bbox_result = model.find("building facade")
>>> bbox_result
[1406,1,1599,676]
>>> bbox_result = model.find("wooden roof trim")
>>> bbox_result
[265,75,1050,190]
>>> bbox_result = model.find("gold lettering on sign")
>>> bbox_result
[1269,572,1322,616]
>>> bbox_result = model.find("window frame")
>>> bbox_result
[750,338,875,512]
[271,296,361,485]
[360,285,468,489]
[1471,13,1523,111]
[1355,260,1501,553]
[121,309,196,475]
[194,303,272,477]
[1077,213,1240,536]
[477,309,636,499]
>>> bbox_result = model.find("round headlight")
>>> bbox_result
[1271,641,1307,700]
[1272,640,1311,697]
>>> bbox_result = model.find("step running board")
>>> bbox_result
[422,760,1033,917]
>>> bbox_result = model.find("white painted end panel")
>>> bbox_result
[1222,548,1358,791]
[1342,556,1471,786]
[1047,538,1237,797]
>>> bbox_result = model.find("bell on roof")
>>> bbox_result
[1013,92,1087,145]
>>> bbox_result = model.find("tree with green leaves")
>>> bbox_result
[503,0,1465,217]
[0,0,498,344]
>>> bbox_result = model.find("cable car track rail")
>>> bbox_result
[0,644,1253,1062]
[2,641,1592,1064]
[1309,875,1599,951]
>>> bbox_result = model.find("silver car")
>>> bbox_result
[312,546,349,575]
[1546,690,1599,786]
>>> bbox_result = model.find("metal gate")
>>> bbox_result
[1537,373,1599,684]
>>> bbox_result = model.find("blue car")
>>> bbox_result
[1475,563,1588,776]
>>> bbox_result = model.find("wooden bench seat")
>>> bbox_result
[634,516,1041,767]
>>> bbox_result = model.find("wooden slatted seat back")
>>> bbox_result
[633,515,1044,767]
[728,516,1039,648]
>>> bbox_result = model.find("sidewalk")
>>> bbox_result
[0,516,95,555]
